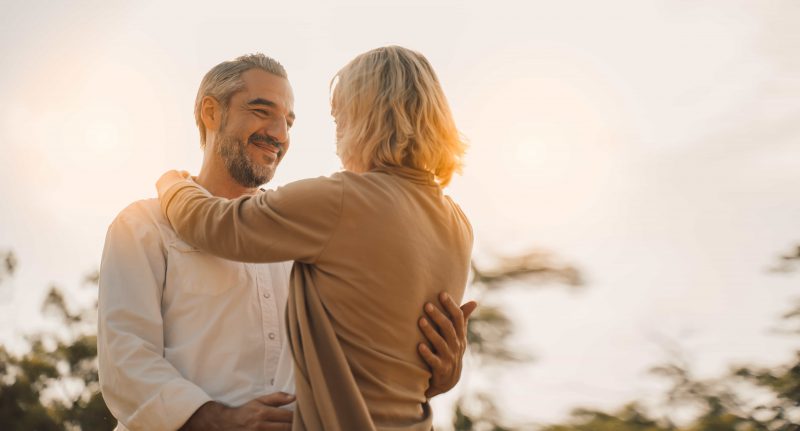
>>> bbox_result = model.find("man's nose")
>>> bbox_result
[266,117,289,144]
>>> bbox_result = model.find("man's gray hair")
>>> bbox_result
[194,53,288,146]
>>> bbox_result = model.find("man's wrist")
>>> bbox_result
[180,400,230,431]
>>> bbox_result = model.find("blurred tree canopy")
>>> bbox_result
[0,244,797,430]
[467,251,583,363]
[453,251,584,430]
[537,316,800,431]
[462,246,800,431]
[451,246,800,431]
[1,248,585,430]
[0,253,114,430]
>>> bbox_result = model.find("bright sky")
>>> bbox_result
[1,0,799,427]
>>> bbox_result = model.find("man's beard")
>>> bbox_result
[216,132,280,188]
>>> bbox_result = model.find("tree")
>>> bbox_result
[0,252,115,430]
[539,244,800,431]
[538,333,800,431]
[0,248,587,431]
[453,251,584,430]
[5,241,796,431]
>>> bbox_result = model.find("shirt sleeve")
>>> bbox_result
[97,209,212,431]
[157,174,344,264]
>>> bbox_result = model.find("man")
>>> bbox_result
[98,53,476,431]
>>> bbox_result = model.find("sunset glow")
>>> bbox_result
[1,1,799,427]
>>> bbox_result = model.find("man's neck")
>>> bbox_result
[195,166,260,199]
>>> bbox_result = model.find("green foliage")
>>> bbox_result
[466,252,584,366]
[0,250,16,286]
[2,243,798,431]
[467,304,521,363]
[453,393,515,431]
[456,245,800,431]
[769,245,800,274]
[470,252,584,290]
[454,252,584,430]
[0,262,115,430]
[539,347,800,430]
[536,245,800,431]
[542,404,672,431]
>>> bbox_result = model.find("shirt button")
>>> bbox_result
[263,292,271,299]
[270,378,275,385]
[268,332,276,340]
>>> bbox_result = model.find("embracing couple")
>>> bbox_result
[98,46,474,431]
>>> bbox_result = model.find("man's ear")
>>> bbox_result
[200,96,223,133]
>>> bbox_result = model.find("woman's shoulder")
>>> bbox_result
[274,172,347,194]
[444,195,473,241]
[322,170,388,191]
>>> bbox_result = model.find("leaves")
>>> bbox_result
[768,244,800,274]
[0,250,15,287]
[471,252,584,291]
[465,251,583,365]
[466,305,530,363]
[538,312,800,430]
[542,404,671,431]
[453,252,583,429]
[453,393,517,431]
[456,245,800,430]
[0,254,114,430]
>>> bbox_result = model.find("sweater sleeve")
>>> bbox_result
[157,173,344,264]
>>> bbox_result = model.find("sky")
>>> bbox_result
[1,0,799,427]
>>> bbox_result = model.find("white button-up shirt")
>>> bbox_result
[97,198,295,431]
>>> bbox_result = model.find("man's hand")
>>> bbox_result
[417,292,478,398]
[180,392,294,431]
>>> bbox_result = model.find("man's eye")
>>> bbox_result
[254,109,268,116]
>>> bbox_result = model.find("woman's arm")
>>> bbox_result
[157,170,343,264]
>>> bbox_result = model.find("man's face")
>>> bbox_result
[215,69,295,188]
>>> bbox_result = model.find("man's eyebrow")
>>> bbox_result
[246,98,276,108]
[247,98,296,122]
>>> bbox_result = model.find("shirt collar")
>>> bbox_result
[371,165,438,186]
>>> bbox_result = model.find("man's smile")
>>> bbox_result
[249,136,283,160]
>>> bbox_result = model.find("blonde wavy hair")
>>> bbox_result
[331,46,466,187]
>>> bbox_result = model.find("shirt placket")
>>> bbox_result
[254,264,282,388]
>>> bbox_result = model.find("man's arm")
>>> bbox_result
[417,292,478,398]
[180,393,294,431]
[98,208,213,430]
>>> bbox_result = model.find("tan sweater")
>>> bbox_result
[158,166,473,431]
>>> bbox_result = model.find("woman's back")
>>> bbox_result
[294,167,472,427]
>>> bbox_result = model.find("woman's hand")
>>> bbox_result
[156,169,191,199]
[417,292,478,398]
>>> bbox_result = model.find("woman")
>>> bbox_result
[157,46,472,430]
